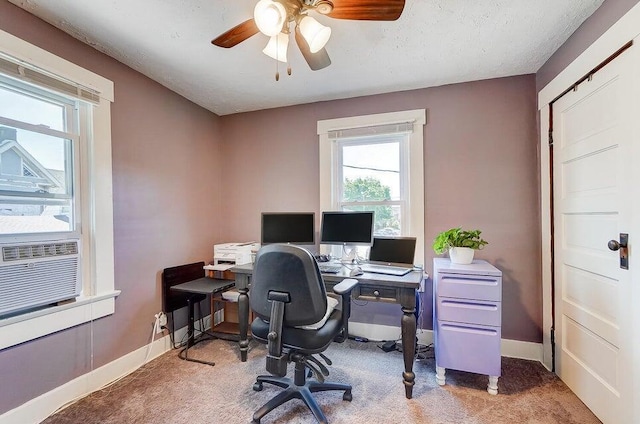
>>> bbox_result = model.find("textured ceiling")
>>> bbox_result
[9,0,604,116]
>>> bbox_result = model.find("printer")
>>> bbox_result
[212,242,259,269]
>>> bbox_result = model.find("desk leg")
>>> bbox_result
[401,303,416,399]
[236,273,251,362]
[186,296,195,347]
[178,296,215,366]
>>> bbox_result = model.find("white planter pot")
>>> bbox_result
[449,247,474,264]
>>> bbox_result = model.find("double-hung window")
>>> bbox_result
[336,132,408,235]
[0,29,116,350]
[318,109,426,264]
[0,77,79,236]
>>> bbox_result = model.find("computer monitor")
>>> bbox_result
[368,236,417,265]
[320,211,375,246]
[260,212,315,245]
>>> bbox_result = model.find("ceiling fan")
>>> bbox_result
[211,0,405,75]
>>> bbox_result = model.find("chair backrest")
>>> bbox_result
[250,244,327,327]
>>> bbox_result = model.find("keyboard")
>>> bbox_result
[359,263,412,276]
[318,263,342,274]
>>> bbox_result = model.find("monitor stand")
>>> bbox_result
[341,244,360,264]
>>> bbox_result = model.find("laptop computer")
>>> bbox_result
[360,236,417,276]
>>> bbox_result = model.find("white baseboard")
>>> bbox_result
[349,322,543,362]
[0,315,222,424]
[0,315,219,424]
[501,338,544,362]
[0,315,214,424]
[0,336,169,424]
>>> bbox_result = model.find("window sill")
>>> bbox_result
[0,290,121,350]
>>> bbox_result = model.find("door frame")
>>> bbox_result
[538,2,640,420]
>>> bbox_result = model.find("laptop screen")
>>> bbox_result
[368,237,417,265]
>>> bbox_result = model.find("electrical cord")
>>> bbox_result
[142,317,160,364]
[392,339,433,359]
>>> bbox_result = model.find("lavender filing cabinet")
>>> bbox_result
[433,258,502,394]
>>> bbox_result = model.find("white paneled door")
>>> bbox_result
[552,44,637,424]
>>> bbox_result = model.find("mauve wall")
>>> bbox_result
[1,0,635,416]
[219,75,541,341]
[0,1,222,414]
[537,0,640,91]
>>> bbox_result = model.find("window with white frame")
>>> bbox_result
[0,29,117,350]
[0,76,80,236]
[336,132,408,236]
[318,109,426,264]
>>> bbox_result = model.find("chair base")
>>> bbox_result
[252,372,352,424]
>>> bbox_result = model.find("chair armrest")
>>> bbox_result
[332,278,358,296]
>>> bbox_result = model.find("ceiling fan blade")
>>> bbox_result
[295,26,331,71]
[211,19,259,48]
[326,0,405,21]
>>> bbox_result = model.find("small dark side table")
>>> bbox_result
[170,277,235,366]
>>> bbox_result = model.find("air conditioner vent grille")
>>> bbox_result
[0,256,80,316]
[2,241,79,262]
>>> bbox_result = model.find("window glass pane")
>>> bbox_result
[342,204,401,236]
[0,124,73,234]
[0,84,66,131]
[341,139,402,236]
[341,141,400,201]
[0,126,71,194]
[0,199,72,234]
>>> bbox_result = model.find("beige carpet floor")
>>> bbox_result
[43,338,601,424]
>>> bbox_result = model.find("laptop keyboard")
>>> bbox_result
[359,264,412,276]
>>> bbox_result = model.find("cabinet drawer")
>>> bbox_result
[435,320,501,376]
[436,296,501,327]
[356,285,398,302]
[436,274,501,301]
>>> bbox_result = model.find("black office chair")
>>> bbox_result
[249,244,359,424]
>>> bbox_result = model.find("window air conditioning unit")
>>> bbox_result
[0,239,81,317]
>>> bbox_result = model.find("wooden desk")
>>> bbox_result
[231,263,423,399]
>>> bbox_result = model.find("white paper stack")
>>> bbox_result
[221,289,240,302]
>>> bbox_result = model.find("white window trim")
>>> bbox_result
[317,109,426,266]
[0,29,118,350]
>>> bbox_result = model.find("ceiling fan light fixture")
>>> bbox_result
[299,16,331,54]
[262,32,289,63]
[254,0,287,37]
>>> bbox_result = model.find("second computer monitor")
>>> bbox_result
[320,211,375,246]
[261,212,315,245]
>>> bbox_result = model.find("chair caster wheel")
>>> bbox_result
[343,390,352,402]
[253,382,263,391]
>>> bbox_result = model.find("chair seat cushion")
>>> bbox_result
[251,308,343,353]
[297,296,339,330]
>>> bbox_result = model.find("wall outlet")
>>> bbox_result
[154,312,167,333]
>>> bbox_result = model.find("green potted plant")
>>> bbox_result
[432,227,488,264]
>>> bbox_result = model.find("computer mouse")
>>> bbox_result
[350,267,364,277]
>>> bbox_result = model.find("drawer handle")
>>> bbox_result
[441,300,498,311]
[441,323,497,335]
[442,276,499,286]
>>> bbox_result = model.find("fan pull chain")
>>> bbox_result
[272,34,291,81]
